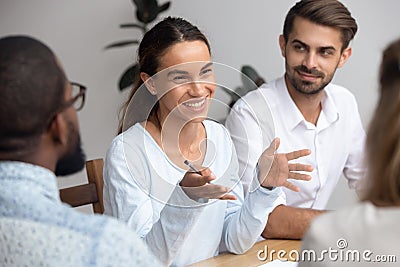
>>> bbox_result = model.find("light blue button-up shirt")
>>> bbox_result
[0,161,159,266]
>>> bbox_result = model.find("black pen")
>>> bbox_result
[184,160,202,175]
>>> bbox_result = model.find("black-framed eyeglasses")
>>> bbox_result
[46,82,87,129]
[65,82,87,111]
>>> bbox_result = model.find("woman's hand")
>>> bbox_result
[258,138,314,192]
[180,167,237,201]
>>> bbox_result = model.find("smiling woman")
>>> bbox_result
[117,17,212,134]
[102,16,312,266]
[142,58,216,169]
[144,55,216,128]
[118,17,216,170]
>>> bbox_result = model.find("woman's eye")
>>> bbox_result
[199,69,214,80]
[200,68,212,75]
[172,76,190,84]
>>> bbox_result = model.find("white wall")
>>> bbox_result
[1,0,399,212]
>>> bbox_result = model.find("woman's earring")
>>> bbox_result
[151,90,157,95]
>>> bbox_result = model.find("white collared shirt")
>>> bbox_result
[225,76,366,209]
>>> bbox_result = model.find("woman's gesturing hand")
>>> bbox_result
[180,167,237,201]
[257,138,314,192]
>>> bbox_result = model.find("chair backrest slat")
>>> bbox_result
[86,159,104,214]
[59,183,98,207]
[59,158,104,214]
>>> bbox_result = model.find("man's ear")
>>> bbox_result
[279,35,287,57]
[48,113,68,147]
[140,72,157,95]
[337,47,352,68]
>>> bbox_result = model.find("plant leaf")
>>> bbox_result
[133,0,146,10]
[158,2,171,13]
[134,0,159,23]
[241,65,260,83]
[241,65,265,91]
[119,64,139,91]
[120,23,146,30]
[104,40,140,49]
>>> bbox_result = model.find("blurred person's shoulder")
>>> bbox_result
[0,214,159,266]
[303,202,400,255]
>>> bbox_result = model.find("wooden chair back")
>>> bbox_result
[59,158,104,214]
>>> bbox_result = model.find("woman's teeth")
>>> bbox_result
[183,99,205,108]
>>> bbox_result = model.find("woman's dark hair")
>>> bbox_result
[0,35,66,152]
[117,16,211,133]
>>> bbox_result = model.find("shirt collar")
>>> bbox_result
[276,77,305,131]
[276,77,339,131]
[320,87,339,124]
[0,161,60,203]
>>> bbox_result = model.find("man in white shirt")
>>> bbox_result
[226,0,366,239]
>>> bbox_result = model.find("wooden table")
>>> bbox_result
[189,239,301,267]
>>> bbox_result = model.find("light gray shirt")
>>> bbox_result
[301,202,400,266]
[0,161,159,267]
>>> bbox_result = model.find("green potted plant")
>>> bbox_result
[105,0,171,91]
